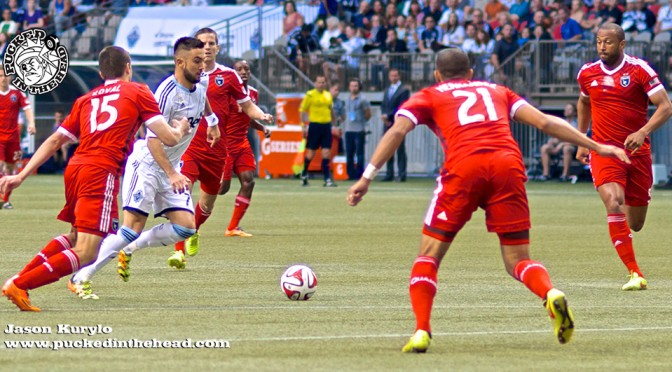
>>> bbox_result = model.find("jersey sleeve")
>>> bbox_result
[635,62,664,97]
[18,91,30,110]
[227,71,251,104]
[57,98,82,142]
[396,89,432,127]
[299,91,312,113]
[137,84,164,126]
[504,86,528,119]
[576,67,589,97]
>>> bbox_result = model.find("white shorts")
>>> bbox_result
[122,155,194,218]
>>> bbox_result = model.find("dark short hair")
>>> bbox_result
[98,46,131,80]
[435,48,471,80]
[598,22,625,42]
[55,109,65,115]
[194,27,218,44]
[174,37,205,56]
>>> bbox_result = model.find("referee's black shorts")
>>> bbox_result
[306,122,332,150]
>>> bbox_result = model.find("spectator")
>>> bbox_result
[323,24,364,87]
[461,22,478,52]
[402,14,420,51]
[598,0,622,26]
[364,14,386,52]
[396,14,407,39]
[380,68,409,182]
[423,0,443,23]
[331,83,345,130]
[385,2,398,26]
[22,0,44,30]
[51,109,68,172]
[557,6,583,42]
[283,0,304,36]
[407,0,425,25]
[322,37,345,86]
[528,9,546,30]
[288,23,321,75]
[441,11,465,46]
[343,78,371,180]
[655,0,672,37]
[509,0,530,23]
[340,0,359,23]
[316,0,339,23]
[419,15,441,52]
[385,28,410,74]
[470,8,494,38]
[518,25,530,46]
[569,0,584,23]
[353,0,373,29]
[621,0,655,37]
[438,0,465,27]
[320,16,341,50]
[371,0,385,20]
[484,0,508,21]
[538,103,578,182]
[0,9,19,36]
[491,23,519,82]
[0,32,8,57]
[50,0,74,36]
[579,0,604,39]
[530,24,553,85]
[7,0,25,25]
[529,0,549,16]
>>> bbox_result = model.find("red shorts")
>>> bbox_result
[589,151,652,207]
[180,157,225,195]
[221,145,256,182]
[423,151,530,242]
[0,141,21,164]
[57,164,119,237]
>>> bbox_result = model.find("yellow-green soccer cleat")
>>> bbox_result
[401,330,431,353]
[117,250,132,282]
[545,289,575,344]
[167,250,186,270]
[622,271,648,291]
[185,231,200,257]
[67,278,99,300]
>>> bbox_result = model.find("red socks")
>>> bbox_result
[19,235,72,275]
[409,256,438,333]
[607,214,641,276]
[14,249,80,291]
[227,196,250,231]
[513,259,554,299]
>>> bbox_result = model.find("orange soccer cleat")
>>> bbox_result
[2,278,41,312]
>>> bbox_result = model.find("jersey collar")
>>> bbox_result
[599,54,628,76]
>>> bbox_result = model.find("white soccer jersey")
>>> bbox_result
[132,75,208,171]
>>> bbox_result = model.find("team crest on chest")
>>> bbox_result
[620,74,630,88]
[10,94,17,102]
[215,75,224,86]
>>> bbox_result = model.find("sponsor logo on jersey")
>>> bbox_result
[2,28,69,95]
[602,76,614,87]
[620,74,630,88]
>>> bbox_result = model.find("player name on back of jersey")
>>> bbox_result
[434,80,497,93]
[91,85,121,97]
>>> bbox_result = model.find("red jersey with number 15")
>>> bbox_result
[185,64,251,161]
[57,80,164,176]
[577,54,663,156]
[225,85,258,151]
[0,87,30,142]
[396,80,527,170]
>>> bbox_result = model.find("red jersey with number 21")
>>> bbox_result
[396,80,527,170]
[57,80,164,176]
[577,54,663,156]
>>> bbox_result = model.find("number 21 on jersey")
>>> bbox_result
[90,94,120,133]
[453,88,498,125]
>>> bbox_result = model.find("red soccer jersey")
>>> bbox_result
[225,85,258,150]
[0,87,30,142]
[57,80,164,176]
[397,80,527,170]
[186,64,251,160]
[577,54,663,155]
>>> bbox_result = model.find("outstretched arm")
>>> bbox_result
[240,100,273,123]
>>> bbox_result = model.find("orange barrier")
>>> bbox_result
[275,93,303,128]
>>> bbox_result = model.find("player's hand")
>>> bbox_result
[347,178,371,207]
[168,172,190,194]
[259,113,273,124]
[0,175,24,196]
[263,126,271,138]
[302,125,308,139]
[624,130,646,155]
[595,144,631,164]
[575,146,590,165]
[27,124,36,135]
[206,125,221,147]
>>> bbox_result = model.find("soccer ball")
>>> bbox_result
[280,265,317,301]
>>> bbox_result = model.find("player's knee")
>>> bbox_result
[630,220,645,232]
[242,177,255,191]
[172,224,197,240]
[218,183,230,195]
[498,231,530,246]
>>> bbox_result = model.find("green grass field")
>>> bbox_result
[1,176,672,371]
